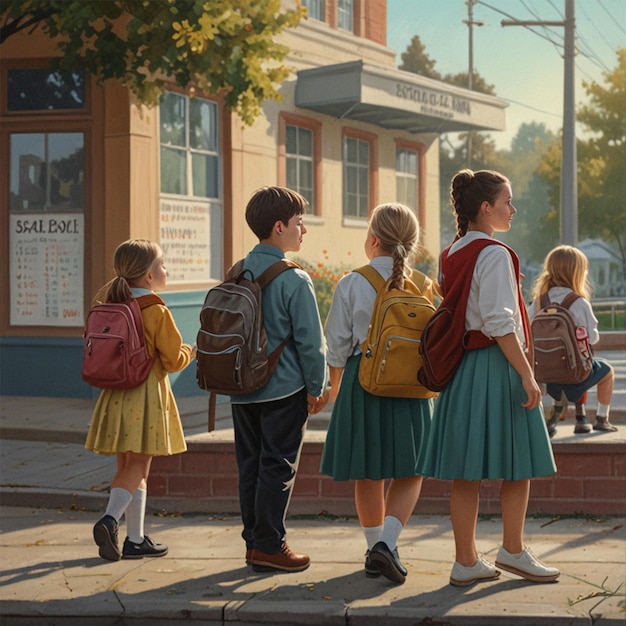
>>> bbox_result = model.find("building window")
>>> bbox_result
[9,133,84,211]
[338,0,354,32]
[396,148,418,212]
[278,113,321,216]
[343,136,370,218]
[159,91,219,198]
[286,125,314,212]
[302,0,324,21]
[7,69,86,111]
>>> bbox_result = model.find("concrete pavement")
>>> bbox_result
[1,505,625,625]
[0,348,625,624]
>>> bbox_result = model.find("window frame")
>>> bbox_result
[159,89,221,200]
[1,59,90,117]
[302,0,325,21]
[278,112,322,217]
[395,138,426,232]
[342,127,378,222]
[337,0,354,32]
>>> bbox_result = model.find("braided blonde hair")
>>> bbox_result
[369,203,419,290]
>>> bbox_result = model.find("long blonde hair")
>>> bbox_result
[94,239,162,303]
[369,203,419,290]
[530,245,592,302]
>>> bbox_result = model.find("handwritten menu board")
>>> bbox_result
[159,198,212,283]
[10,213,84,326]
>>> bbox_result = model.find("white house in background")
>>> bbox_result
[578,239,625,298]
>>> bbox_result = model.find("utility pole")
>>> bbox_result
[502,0,578,245]
[463,0,483,168]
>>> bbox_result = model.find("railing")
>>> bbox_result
[593,298,626,330]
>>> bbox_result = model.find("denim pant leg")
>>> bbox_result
[232,388,308,554]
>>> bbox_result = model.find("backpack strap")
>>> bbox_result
[225,259,300,287]
[538,291,580,311]
[256,259,301,288]
[136,293,165,309]
[354,265,427,293]
[560,292,581,310]
[353,265,385,292]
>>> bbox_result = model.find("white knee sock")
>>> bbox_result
[125,488,147,544]
[104,487,133,522]
[379,515,403,551]
[596,403,610,419]
[362,525,383,551]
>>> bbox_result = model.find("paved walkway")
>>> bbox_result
[0,349,624,624]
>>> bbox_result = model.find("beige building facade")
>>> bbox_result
[0,0,506,397]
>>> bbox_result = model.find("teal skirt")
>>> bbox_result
[320,355,433,481]
[418,344,556,481]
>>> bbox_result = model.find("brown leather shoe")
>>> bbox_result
[245,549,252,564]
[249,544,310,572]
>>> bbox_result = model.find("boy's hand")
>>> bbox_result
[307,393,326,415]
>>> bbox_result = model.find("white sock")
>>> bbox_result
[104,487,133,522]
[596,403,610,419]
[362,525,383,551]
[379,515,403,551]
[125,488,146,544]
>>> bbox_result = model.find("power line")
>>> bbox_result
[598,0,626,36]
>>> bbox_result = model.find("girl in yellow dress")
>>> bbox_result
[85,239,196,561]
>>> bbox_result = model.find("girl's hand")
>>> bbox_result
[521,374,542,409]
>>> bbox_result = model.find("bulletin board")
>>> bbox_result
[10,213,84,326]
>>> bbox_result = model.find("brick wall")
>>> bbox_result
[148,430,626,517]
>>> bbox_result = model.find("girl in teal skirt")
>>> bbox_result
[321,203,436,584]
[418,169,559,587]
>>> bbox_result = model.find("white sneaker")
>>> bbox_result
[495,546,560,582]
[450,556,501,587]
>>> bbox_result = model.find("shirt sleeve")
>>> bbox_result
[570,297,601,344]
[146,305,194,373]
[471,245,521,339]
[325,272,376,368]
[287,271,327,396]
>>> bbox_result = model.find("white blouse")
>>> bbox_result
[448,231,525,346]
[324,256,394,368]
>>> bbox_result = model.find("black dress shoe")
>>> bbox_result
[93,515,120,562]
[364,550,381,577]
[122,535,168,559]
[369,541,407,584]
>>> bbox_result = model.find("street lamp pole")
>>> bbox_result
[502,0,578,245]
[463,0,484,168]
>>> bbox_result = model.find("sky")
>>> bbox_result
[387,0,626,150]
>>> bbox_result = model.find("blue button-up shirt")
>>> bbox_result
[230,244,327,404]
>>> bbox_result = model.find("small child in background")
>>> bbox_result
[85,239,196,561]
[529,245,616,436]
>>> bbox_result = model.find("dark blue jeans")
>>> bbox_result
[231,388,308,554]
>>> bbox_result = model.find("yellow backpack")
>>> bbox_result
[355,265,437,399]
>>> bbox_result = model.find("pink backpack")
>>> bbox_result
[82,294,163,389]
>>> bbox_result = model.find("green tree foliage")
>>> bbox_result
[538,48,626,269]
[497,122,559,264]
[398,33,499,248]
[0,0,304,124]
[399,35,440,79]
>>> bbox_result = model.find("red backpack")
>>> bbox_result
[418,239,529,392]
[82,294,163,389]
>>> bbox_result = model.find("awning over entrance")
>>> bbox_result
[295,60,507,134]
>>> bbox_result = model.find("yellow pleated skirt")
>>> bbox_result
[85,369,187,456]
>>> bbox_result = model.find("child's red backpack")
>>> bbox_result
[531,292,593,385]
[82,294,163,389]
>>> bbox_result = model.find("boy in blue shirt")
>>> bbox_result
[232,186,327,573]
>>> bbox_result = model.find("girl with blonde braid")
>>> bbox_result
[321,203,436,584]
